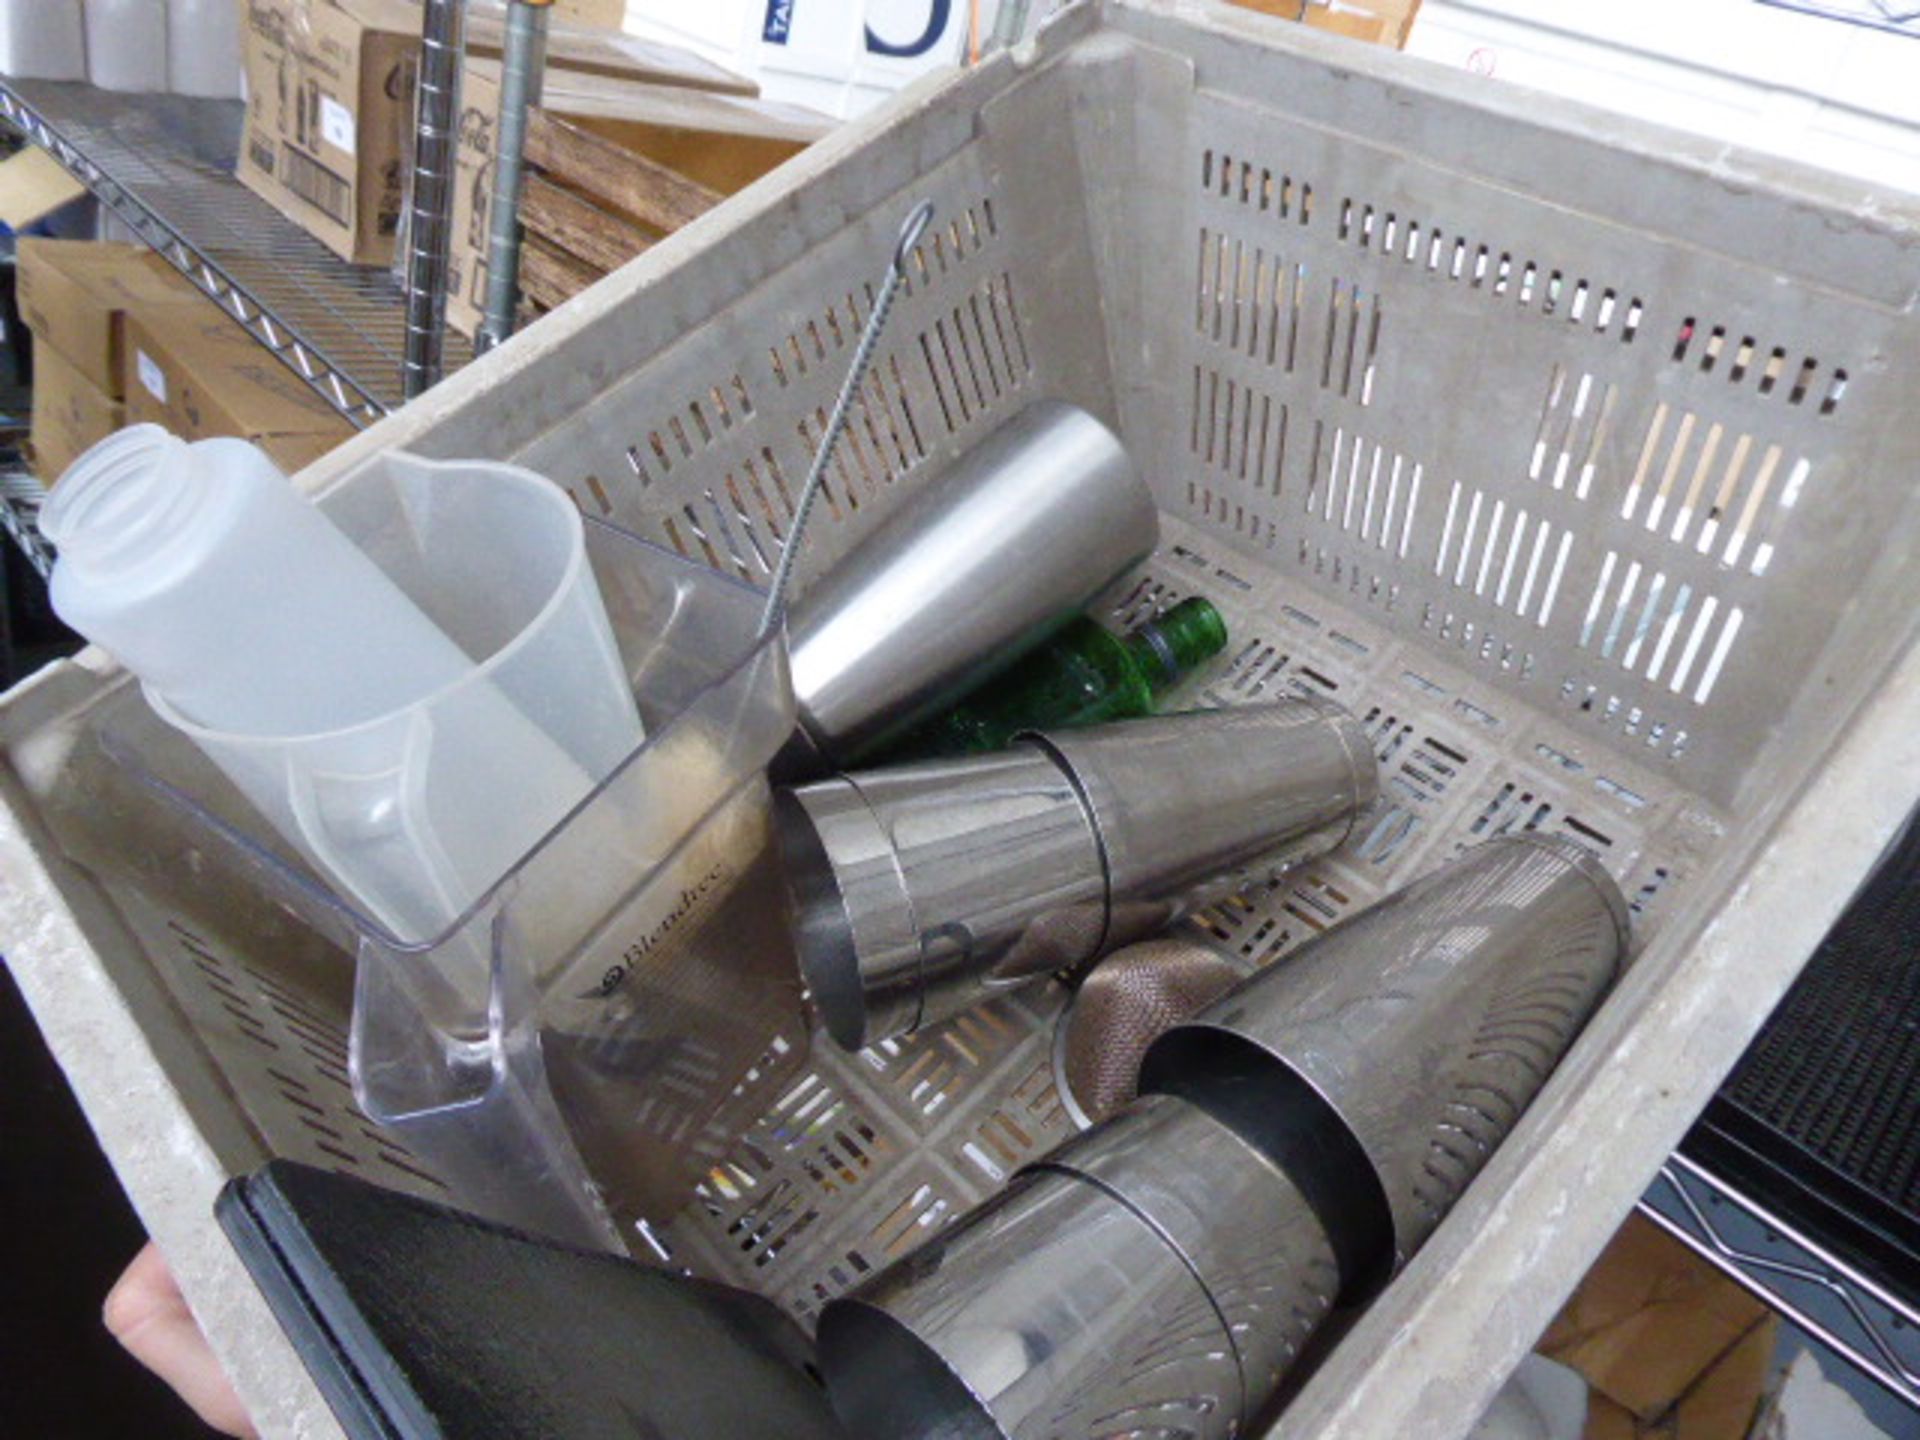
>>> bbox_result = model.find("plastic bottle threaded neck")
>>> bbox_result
[40,424,205,576]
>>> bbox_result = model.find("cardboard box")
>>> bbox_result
[446,61,824,334]
[30,343,124,485]
[466,6,757,92]
[552,0,628,29]
[237,0,422,264]
[0,146,88,231]
[122,310,354,466]
[258,429,352,473]
[1540,1215,1778,1440]
[1229,0,1423,50]
[15,240,206,398]
[476,0,635,30]
[237,0,760,266]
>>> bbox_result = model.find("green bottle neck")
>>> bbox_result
[1123,596,1228,693]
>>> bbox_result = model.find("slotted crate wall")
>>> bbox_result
[129,897,453,1201]
[6,7,1920,1440]
[505,73,1120,603]
[1091,33,1917,813]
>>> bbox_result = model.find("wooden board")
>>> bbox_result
[523,111,724,236]
[521,174,656,276]
[516,233,606,312]
[448,64,821,336]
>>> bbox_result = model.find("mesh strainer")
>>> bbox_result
[1054,937,1247,1127]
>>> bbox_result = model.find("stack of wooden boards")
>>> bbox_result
[506,110,722,316]
[451,60,830,334]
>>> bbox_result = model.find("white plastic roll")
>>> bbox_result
[85,0,169,93]
[166,0,243,98]
[0,0,88,81]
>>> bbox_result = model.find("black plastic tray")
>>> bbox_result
[1682,809,1920,1302]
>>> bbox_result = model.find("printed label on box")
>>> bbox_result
[136,350,167,404]
[865,0,955,57]
[281,144,353,227]
[320,95,357,156]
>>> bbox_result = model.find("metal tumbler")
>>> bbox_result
[1141,833,1630,1295]
[776,698,1379,1051]
[775,749,1107,1050]
[781,400,1159,771]
[818,1092,1323,1440]
[1030,695,1378,949]
[1033,1093,1341,1411]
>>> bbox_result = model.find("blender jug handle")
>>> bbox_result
[284,708,473,945]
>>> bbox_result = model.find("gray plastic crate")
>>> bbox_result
[7,3,1920,1436]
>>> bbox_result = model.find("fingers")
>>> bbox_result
[105,1242,258,1440]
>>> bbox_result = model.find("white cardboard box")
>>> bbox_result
[622,0,1066,117]
[1407,0,1920,196]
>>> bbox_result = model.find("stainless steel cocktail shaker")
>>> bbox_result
[781,400,1159,773]
[776,698,1378,1050]
[818,836,1631,1439]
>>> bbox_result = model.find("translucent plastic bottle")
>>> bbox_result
[45,427,476,734]
[86,0,169,92]
[42,427,643,944]
[166,0,243,98]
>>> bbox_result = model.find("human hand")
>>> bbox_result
[105,1242,257,1439]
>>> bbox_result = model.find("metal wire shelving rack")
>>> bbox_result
[0,76,445,588]
[0,80,410,429]
[1643,807,1920,1413]
[1643,1155,1920,1407]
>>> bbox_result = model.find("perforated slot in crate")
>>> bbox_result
[851,998,1034,1135]
[151,913,452,1198]
[1194,868,1359,970]
[950,1054,1076,1185]
[1460,779,1618,857]
[1351,714,1475,872]
[780,1161,972,1324]
[679,1067,899,1276]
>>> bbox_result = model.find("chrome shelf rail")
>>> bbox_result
[1640,1153,1920,1409]
[0,80,412,427]
[0,467,51,580]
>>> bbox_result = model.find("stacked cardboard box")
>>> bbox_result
[236,0,782,268]
[121,310,355,473]
[1539,1215,1779,1440]
[16,241,203,480]
[236,0,424,265]
[16,240,355,482]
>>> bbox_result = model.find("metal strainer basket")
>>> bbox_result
[1055,936,1247,1126]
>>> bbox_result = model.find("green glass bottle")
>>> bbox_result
[894,597,1229,758]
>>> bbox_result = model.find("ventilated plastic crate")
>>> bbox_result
[7,3,1920,1436]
